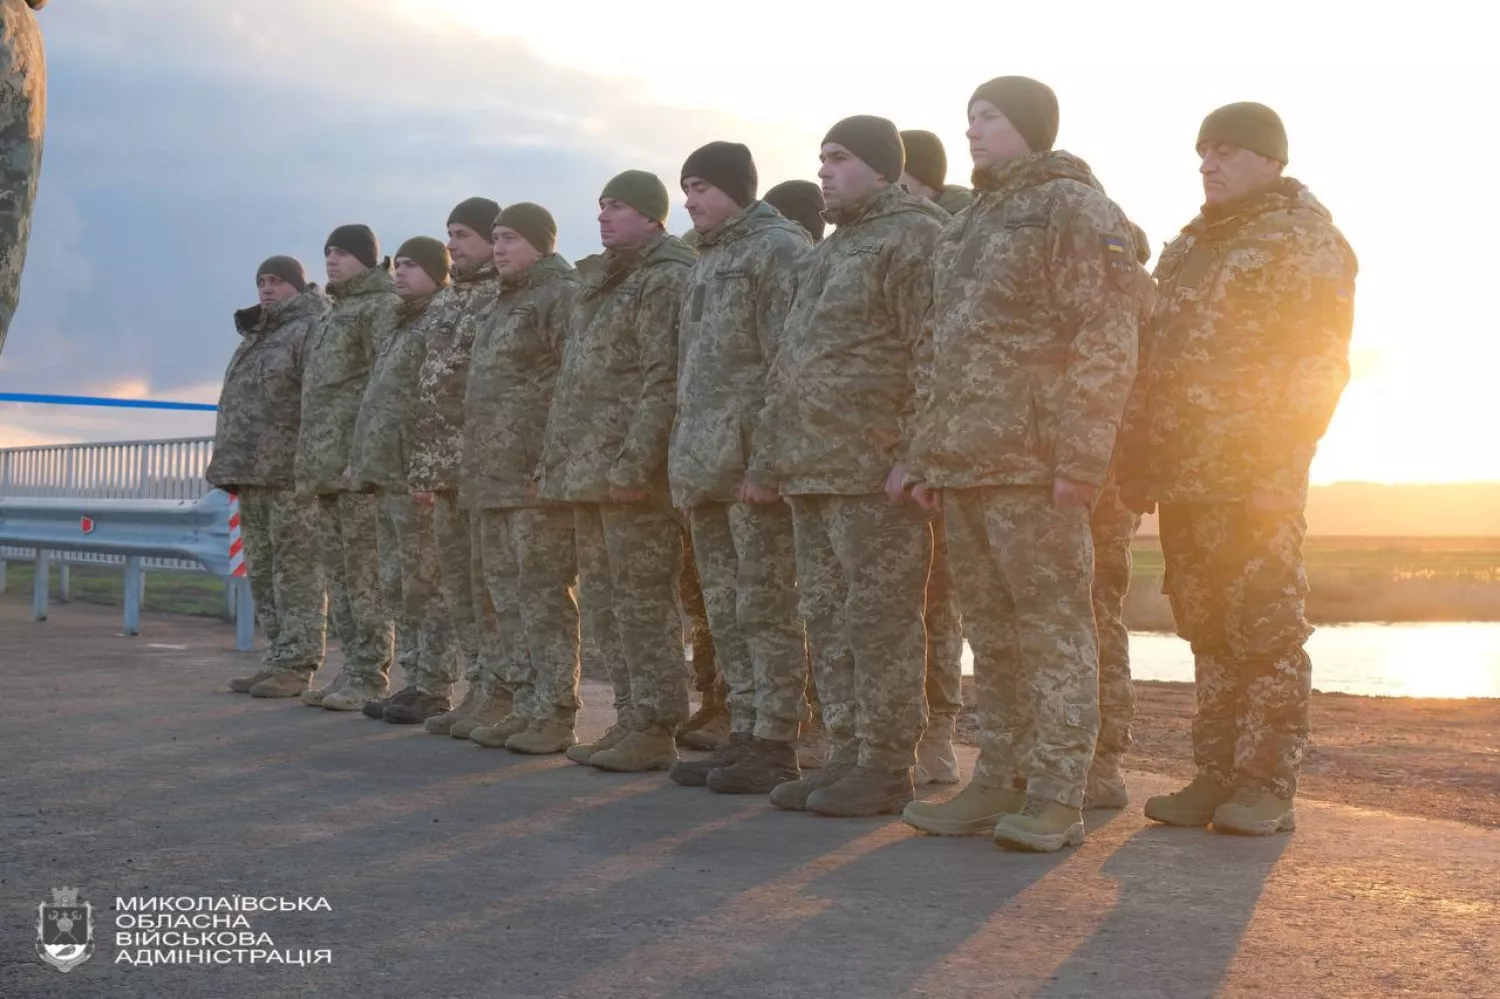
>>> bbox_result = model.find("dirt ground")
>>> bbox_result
[957,677,1500,828]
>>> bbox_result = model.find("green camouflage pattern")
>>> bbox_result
[933,184,973,216]
[349,292,439,492]
[924,517,964,723]
[315,492,394,677]
[378,493,452,695]
[237,485,325,670]
[1090,480,1140,762]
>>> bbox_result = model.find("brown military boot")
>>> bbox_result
[364,684,420,720]
[914,717,961,786]
[248,670,311,699]
[903,782,1025,836]
[504,717,579,755]
[806,766,915,818]
[1144,775,1233,828]
[321,674,389,712]
[301,667,350,707]
[1083,756,1129,811]
[670,732,753,788]
[424,683,483,735]
[769,759,855,812]
[384,690,452,725]
[708,737,800,795]
[993,796,1086,853]
[229,668,276,694]
[1211,787,1296,836]
[566,722,629,765]
[469,713,530,749]
[678,694,730,751]
[450,685,514,740]
[590,726,678,773]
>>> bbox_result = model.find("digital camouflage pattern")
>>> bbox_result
[349,292,439,492]
[538,232,694,503]
[408,261,500,493]
[432,495,481,687]
[669,200,809,508]
[575,505,631,724]
[1091,480,1141,763]
[1158,503,1313,798]
[678,526,721,698]
[933,184,973,216]
[945,486,1099,808]
[1117,178,1356,506]
[207,287,328,491]
[749,184,942,494]
[0,0,45,357]
[237,485,325,670]
[908,151,1145,492]
[789,494,930,772]
[460,253,578,510]
[924,519,964,724]
[294,264,399,495]
[379,493,452,695]
[315,492,393,677]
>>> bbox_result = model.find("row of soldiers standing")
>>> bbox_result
[209,76,1356,852]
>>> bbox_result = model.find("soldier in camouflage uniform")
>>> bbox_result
[405,198,521,740]
[1121,103,1357,836]
[540,169,695,773]
[0,0,45,357]
[462,202,583,755]
[210,257,329,697]
[899,129,973,216]
[666,142,812,794]
[749,117,941,818]
[294,225,399,710]
[347,237,454,723]
[903,78,1146,852]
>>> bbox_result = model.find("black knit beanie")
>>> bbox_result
[256,255,307,292]
[1197,102,1288,165]
[494,202,558,256]
[447,197,502,239]
[394,236,452,287]
[821,116,905,184]
[763,181,826,243]
[968,76,1060,154]
[324,224,379,269]
[899,130,948,191]
[680,141,758,208]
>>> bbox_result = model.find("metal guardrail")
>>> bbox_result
[0,489,253,650]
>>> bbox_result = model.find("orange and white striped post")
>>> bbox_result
[227,493,253,651]
[228,494,246,579]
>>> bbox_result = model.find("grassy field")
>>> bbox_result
[0,562,229,618]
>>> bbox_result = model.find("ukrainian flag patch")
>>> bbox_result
[1103,235,1128,255]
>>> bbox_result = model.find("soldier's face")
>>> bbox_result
[256,274,298,306]
[682,178,741,234]
[818,143,884,211]
[966,99,1031,168]
[324,247,366,284]
[392,257,439,299]
[597,198,657,250]
[492,226,541,276]
[1199,141,1282,206]
[447,223,493,276]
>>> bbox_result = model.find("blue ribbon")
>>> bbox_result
[0,392,217,412]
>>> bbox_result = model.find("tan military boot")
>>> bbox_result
[914,717,960,785]
[469,713,530,748]
[806,766,915,818]
[993,796,1086,853]
[321,675,390,712]
[1211,788,1296,836]
[708,737,800,795]
[1083,756,1129,811]
[669,732,752,788]
[680,709,730,752]
[248,670,311,699]
[1143,775,1233,828]
[796,723,828,771]
[903,782,1025,836]
[449,685,514,740]
[590,727,678,773]
[301,667,350,707]
[769,760,855,812]
[423,683,478,735]
[229,668,276,694]
[566,722,629,765]
[504,717,579,755]
[677,682,726,747]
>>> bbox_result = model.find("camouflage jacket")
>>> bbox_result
[406,261,500,493]
[1117,178,1356,504]
[292,265,398,494]
[748,184,943,495]
[205,287,328,491]
[669,201,810,507]
[934,184,973,216]
[538,232,694,504]
[460,254,579,510]
[348,292,441,493]
[908,152,1147,491]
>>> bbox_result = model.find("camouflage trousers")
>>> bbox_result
[1091,483,1141,762]
[378,493,453,696]
[477,507,580,722]
[946,486,1099,810]
[925,516,965,725]
[679,527,722,699]
[0,0,45,355]
[1159,503,1314,799]
[376,508,419,672]
[238,486,325,670]
[433,493,516,687]
[314,492,393,678]
[689,501,809,742]
[574,503,689,731]
[789,494,930,772]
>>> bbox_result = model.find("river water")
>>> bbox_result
[959,622,1500,699]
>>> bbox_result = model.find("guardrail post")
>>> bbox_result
[122,555,142,636]
[32,548,50,621]
[234,576,254,652]
[58,562,71,602]
[225,578,237,621]
[0,558,7,595]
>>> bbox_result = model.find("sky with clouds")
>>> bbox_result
[1,0,1495,484]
